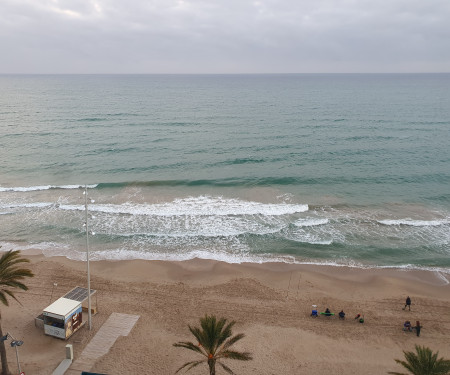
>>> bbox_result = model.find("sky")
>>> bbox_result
[1,0,449,74]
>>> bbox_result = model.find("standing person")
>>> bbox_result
[414,321,422,337]
[403,296,411,311]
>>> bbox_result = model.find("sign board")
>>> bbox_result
[65,307,82,338]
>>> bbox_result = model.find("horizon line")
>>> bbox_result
[1,72,450,76]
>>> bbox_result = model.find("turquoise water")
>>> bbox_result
[1,74,449,270]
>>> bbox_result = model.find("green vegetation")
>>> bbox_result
[0,250,34,375]
[174,314,252,375]
[389,345,450,375]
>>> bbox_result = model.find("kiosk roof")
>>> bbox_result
[44,297,81,317]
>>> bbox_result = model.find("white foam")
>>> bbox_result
[83,248,265,263]
[60,196,308,216]
[103,226,282,238]
[0,202,54,209]
[293,218,329,227]
[38,247,450,276]
[0,184,97,192]
[0,241,70,253]
[309,240,333,245]
[378,219,448,227]
[434,271,450,285]
[94,209,288,237]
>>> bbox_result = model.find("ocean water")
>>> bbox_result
[1,74,449,271]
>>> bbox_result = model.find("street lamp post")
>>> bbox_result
[11,340,23,374]
[84,185,92,330]
[49,282,57,304]
[0,333,23,375]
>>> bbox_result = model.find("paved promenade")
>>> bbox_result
[65,313,140,375]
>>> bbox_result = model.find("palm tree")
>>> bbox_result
[0,250,34,375]
[388,345,450,375]
[173,314,252,375]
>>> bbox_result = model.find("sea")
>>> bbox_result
[1,74,449,274]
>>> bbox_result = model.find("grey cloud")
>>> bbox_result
[0,0,449,73]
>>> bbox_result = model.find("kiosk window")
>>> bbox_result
[44,316,64,329]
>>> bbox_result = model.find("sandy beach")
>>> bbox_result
[2,254,449,375]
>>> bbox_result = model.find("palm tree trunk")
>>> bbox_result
[0,315,11,375]
[208,358,216,375]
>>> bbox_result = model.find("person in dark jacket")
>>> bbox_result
[403,296,411,311]
[414,321,422,337]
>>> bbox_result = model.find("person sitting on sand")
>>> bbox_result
[403,320,412,332]
[354,313,364,323]
[338,310,345,319]
[324,308,332,316]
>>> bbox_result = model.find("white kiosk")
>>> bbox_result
[43,297,83,339]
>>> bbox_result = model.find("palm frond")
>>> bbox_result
[3,289,18,303]
[216,320,235,348]
[219,350,253,361]
[217,361,236,375]
[1,280,30,290]
[188,326,205,347]
[175,359,205,373]
[0,292,9,306]
[174,314,252,374]
[390,345,450,375]
[0,250,34,307]
[0,250,31,270]
[173,341,206,356]
[220,333,245,352]
[200,315,227,354]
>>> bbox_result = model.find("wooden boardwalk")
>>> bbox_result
[66,312,140,374]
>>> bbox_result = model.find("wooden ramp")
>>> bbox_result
[65,312,140,375]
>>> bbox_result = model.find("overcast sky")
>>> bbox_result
[1,0,449,74]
